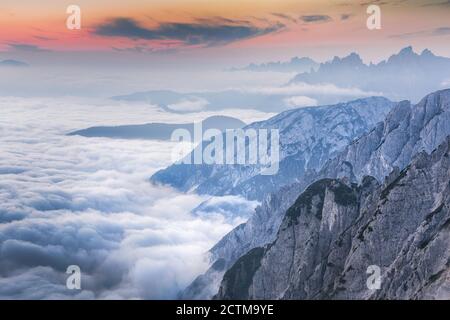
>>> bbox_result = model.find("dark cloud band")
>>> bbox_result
[94,18,284,46]
[300,15,332,23]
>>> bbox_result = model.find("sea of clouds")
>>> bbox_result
[0,97,263,299]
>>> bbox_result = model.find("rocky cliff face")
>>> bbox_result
[211,89,450,267]
[216,136,450,299]
[151,97,394,201]
[199,89,450,299]
[320,89,450,183]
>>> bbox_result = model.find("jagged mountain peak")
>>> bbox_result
[385,46,443,65]
[399,45,414,55]
[421,48,435,58]
[390,46,416,58]
[343,52,363,63]
[329,52,364,66]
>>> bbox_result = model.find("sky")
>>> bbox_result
[0,0,449,66]
[0,0,449,98]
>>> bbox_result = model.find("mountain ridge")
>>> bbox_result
[151,96,395,201]
[68,115,245,141]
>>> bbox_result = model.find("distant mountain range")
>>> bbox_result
[68,116,245,141]
[0,59,28,67]
[113,47,450,113]
[290,47,450,102]
[230,57,319,73]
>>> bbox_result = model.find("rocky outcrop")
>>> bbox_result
[215,137,450,300]
[320,89,450,183]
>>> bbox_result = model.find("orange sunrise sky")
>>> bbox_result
[0,0,449,64]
